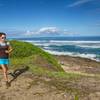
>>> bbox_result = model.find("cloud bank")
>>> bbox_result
[6,27,75,38]
[24,27,72,37]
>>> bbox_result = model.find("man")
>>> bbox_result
[0,32,13,88]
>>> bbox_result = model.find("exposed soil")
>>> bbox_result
[0,55,100,100]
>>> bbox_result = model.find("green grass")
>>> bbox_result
[10,55,81,80]
[9,40,91,79]
[10,40,43,58]
[9,40,98,79]
[9,40,64,72]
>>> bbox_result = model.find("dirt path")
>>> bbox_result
[0,70,75,100]
[61,65,100,77]
[0,69,100,100]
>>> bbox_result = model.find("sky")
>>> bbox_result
[0,0,100,38]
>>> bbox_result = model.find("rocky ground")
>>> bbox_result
[55,55,100,75]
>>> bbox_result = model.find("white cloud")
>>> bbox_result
[24,27,61,36]
[68,0,93,7]
[25,30,36,36]
[24,27,76,37]
[37,27,60,34]
[6,27,77,38]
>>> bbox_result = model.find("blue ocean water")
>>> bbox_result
[12,36,100,62]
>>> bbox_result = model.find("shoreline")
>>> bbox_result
[54,55,100,75]
[44,50,100,62]
[54,54,100,64]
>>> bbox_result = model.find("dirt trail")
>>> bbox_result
[0,66,100,100]
[61,65,100,77]
[0,70,75,100]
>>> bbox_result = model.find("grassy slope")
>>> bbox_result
[9,40,64,72]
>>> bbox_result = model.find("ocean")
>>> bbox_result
[11,36,100,62]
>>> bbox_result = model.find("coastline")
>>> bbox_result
[55,55,100,75]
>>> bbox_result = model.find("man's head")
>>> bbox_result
[0,32,6,41]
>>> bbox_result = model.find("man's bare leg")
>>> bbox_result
[1,64,10,87]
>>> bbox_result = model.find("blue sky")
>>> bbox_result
[0,0,100,37]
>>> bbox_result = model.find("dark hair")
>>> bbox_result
[0,32,6,37]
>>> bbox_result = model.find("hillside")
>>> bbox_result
[9,40,64,72]
[0,40,100,100]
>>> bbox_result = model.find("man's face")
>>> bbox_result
[0,35,6,41]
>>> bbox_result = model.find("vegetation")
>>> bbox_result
[9,40,64,72]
